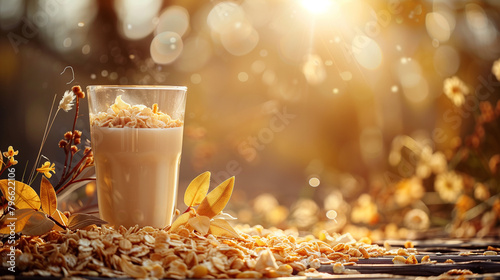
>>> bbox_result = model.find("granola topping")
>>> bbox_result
[90,95,182,128]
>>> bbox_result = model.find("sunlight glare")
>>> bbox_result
[301,0,333,15]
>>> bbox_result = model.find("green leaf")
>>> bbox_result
[40,177,57,216]
[197,176,234,219]
[184,171,211,207]
[67,213,108,230]
[21,211,55,236]
[0,208,37,234]
[0,180,41,210]
[209,218,240,239]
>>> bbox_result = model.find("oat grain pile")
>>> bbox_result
[1,224,407,278]
[0,168,418,278]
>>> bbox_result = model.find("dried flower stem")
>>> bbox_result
[48,215,67,230]
[56,148,93,194]
[66,97,80,176]
[28,95,58,184]
[72,204,99,215]
[0,162,13,177]
[59,97,80,185]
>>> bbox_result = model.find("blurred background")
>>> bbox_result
[1,0,500,240]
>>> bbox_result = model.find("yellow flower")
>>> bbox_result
[434,171,463,203]
[36,161,56,178]
[443,76,469,106]
[455,195,475,218]
[9,157,18,166]
[351,194,379,225]
[394,177,424,207]
[3,146,18,158]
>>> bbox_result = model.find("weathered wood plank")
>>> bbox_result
[319,261,500,276]
[356,255,500,264]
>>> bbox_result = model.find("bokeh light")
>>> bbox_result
[2,0,500,241]
[150,31,183,64]
[156,6,190,37]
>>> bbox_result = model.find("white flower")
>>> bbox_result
[416,146,433,179]
[416,146,448,179]
[58,90,76,112]
[443,76,469,107]
[404,208,430,231]
[434,171,463,203]
[429,151,447,174]
[492,58,500,81]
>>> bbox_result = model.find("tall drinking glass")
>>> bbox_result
[87,85,187,228]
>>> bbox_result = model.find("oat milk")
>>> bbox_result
[90,95,184,228]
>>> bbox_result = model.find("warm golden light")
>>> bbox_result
[301,0,332,15]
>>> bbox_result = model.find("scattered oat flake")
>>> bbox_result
[0,225,416,279]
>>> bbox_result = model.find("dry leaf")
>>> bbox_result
[184,171,210,207]
[0,151,3,170]
[0,180,41,210]
[40,177,57,216]
[188,215,210,235]
[0,208,37,234]
[213,211,237,220]
[169,212,192,232]
[21,211,55,236]
[67,213,107,230]
[197,177,234,219]
[209,218,240,239]
[52,209,69,231]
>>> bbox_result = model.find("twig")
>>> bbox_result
[55,148,92,194]
[47,215,67,230]
[59,97,80,184]
[0,162,12,177]
[69,178,96,185]
[21,160,29,183]
[66,97,80,176]
[29,95,58,183]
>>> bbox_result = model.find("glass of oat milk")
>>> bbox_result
[87,85,187,228]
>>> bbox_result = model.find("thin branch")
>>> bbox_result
[55,148,92,193]
[29,95,58,183]
[0,162,12,177]
[47,215,67,230]
[66,97,80,176]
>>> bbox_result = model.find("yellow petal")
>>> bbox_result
[184,171,211,207]
[197,177,234,219]
[169,212,192,232]
[40,177,57,216]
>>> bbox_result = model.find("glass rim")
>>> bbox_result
[87,85,187,91]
